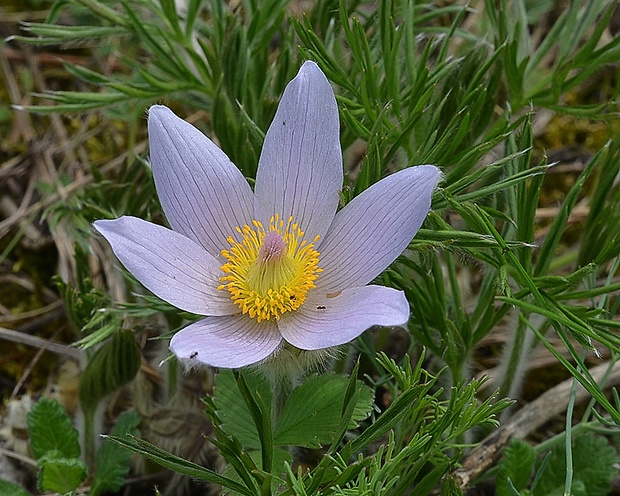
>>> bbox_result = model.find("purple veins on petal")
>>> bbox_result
[315,165,440,294]
[148,105,254,257]
[254,61,343,243]
[277,285,410,350]
[170,315,282,368]
[94,216,235,316]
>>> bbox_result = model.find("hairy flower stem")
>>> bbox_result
[80,402,104,468]
[81,411,95,467]
[271,373,295,427]
[167,355,178,402]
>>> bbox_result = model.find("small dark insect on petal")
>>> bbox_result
[190,351,198,359]
[316,305,326,310]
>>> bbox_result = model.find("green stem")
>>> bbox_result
[564,354,585,496]
[81,403,103,469]
[82,409,95,467]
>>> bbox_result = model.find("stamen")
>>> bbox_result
[218,215,321,322]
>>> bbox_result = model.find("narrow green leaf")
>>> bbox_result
[20,22,126,40]
[105,434,252,495]
[497,297,591,338]
[412,228,532,249]
[233,370,273,473]
[74,0,129,26]
[160,0,183,38]
[454,164,549,203]
[39,90,127,103]
[62,62,111,85]
[224,447,292,495]
[528,324,620,423]
[214,369,272,449]
[535,146,605,276]
[327,360,362,454]
[347,385,423,455]
[530,451,553,494]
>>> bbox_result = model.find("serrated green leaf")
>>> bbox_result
[0,479,31,496]
[90,410,141,496]
[27,398,80,460]
[38,456,87,494]
[274,374,373,448]
[534,431,618,496]
[497,439,536,496]
[214,369,272,449]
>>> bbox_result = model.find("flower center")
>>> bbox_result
[218,214,321,322]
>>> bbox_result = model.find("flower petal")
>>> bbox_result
[254,61,343,241]
[278,285,409,350]
[316,165,440,293]
[94,216,236,316]
[170,315,282,368]
[148,105,254,257]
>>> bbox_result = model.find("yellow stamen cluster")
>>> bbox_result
[218,214,321,322]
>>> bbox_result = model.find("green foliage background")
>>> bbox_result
[0,0,619,494]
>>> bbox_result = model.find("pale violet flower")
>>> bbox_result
[94,61,439,369]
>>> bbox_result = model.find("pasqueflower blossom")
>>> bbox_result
[95,61,439,369]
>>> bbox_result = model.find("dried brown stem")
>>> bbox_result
[0,326,83,361]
